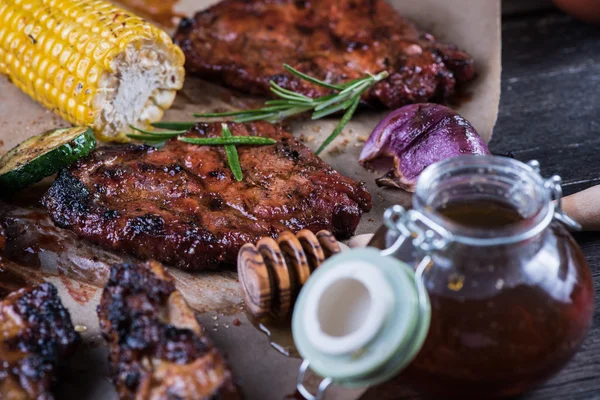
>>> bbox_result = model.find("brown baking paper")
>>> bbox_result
[0,0,500,398]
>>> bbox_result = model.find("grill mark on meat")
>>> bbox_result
[98,260,240,399]
[174,0,475,108]
[47,173,91,229]
[127,214,166,236]
[43,122,371,271]
[0,283,80,399]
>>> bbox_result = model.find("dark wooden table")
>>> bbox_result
[362,1,600,399]
[480,4,600,400]
[497,5,600,398]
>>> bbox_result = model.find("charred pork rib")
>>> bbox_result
[42,122,371,271]
[0,283,81,399]
[98,260,240,399]
[174,0,475,108]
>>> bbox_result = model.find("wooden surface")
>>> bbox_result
[361,1,600,399]
[498,9,600,399]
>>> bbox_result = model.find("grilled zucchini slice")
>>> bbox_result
[0,127,96,192]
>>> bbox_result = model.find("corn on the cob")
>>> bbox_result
[0,0,185,142]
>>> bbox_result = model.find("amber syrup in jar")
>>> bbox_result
[371,156,596,399]
[437,200,523,228]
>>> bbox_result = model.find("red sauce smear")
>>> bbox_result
[59,276,98,305]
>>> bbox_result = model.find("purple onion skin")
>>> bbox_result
[359,103,490,192]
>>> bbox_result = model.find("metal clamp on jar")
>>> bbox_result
[292,155,594,400]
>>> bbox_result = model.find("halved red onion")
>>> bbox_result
[359,103,490,192]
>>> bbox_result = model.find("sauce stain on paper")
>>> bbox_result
[249,314,299,358]
[115,0,183,28]
[60,276,98,305]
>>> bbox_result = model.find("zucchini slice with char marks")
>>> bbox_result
[0,127,96,192]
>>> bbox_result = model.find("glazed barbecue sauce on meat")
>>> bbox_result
[42,121,371,271]
[0,283,80,399]
[175,0,475,108]
[98,260,240,399]
[0,223,44,297]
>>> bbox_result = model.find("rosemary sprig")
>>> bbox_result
[178,136,276,146]
[139,65,389,154]
[151,121,195,130]
[191,65,389,154]
[281,64,343,91]
[127,124,275,182]
[316,96,361,154]
[221,123,243,182]
[126,126,186,143]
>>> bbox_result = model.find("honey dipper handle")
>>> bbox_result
[562,185,600,231]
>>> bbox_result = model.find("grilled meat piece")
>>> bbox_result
[0,258,45,299]
[174,0,475,108]
[42,121,371,271]
[98,260,240,399]
[0,283,81,399]
[0,223,5,253]
[0,217,51,297]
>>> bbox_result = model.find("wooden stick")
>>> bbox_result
[562,185,600,231]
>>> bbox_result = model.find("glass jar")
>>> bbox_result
[292,156,594,400]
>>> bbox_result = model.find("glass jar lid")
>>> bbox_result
[292,248,430,397]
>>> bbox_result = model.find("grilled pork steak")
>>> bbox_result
[99,260,240,399]
[174,0,475,108]
[0,283,81,399]
[42,122,371,271]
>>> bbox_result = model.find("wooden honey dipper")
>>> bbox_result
[237,230,342,319]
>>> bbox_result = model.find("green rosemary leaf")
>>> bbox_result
[313,93,338,104]
[269,82,314,101]
[376,70,390,80]
[178,136,276,146]
[268,88,307,103]
[234,105,313,123]
[264,99,288,105]
[283,64,343,91]
[265,99,315,107]
[313,79,372,115]
[126,133,182,142]
[150,121,195,130]
[129,125,186,136]
[311,97,356,120]
[269,85,313,103]
[324,82,370,113]
[313,90,355,112]
[337,79,371,97]
[254,106,314,123]
[193,110,250,118]
[194,105,290,119]
[274,105,315,119]
[315,96,361,155]
[221,123,243,181]
[234,112,279,123]
[337,76,367,89]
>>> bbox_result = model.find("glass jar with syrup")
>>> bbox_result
[292,155,594,399]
